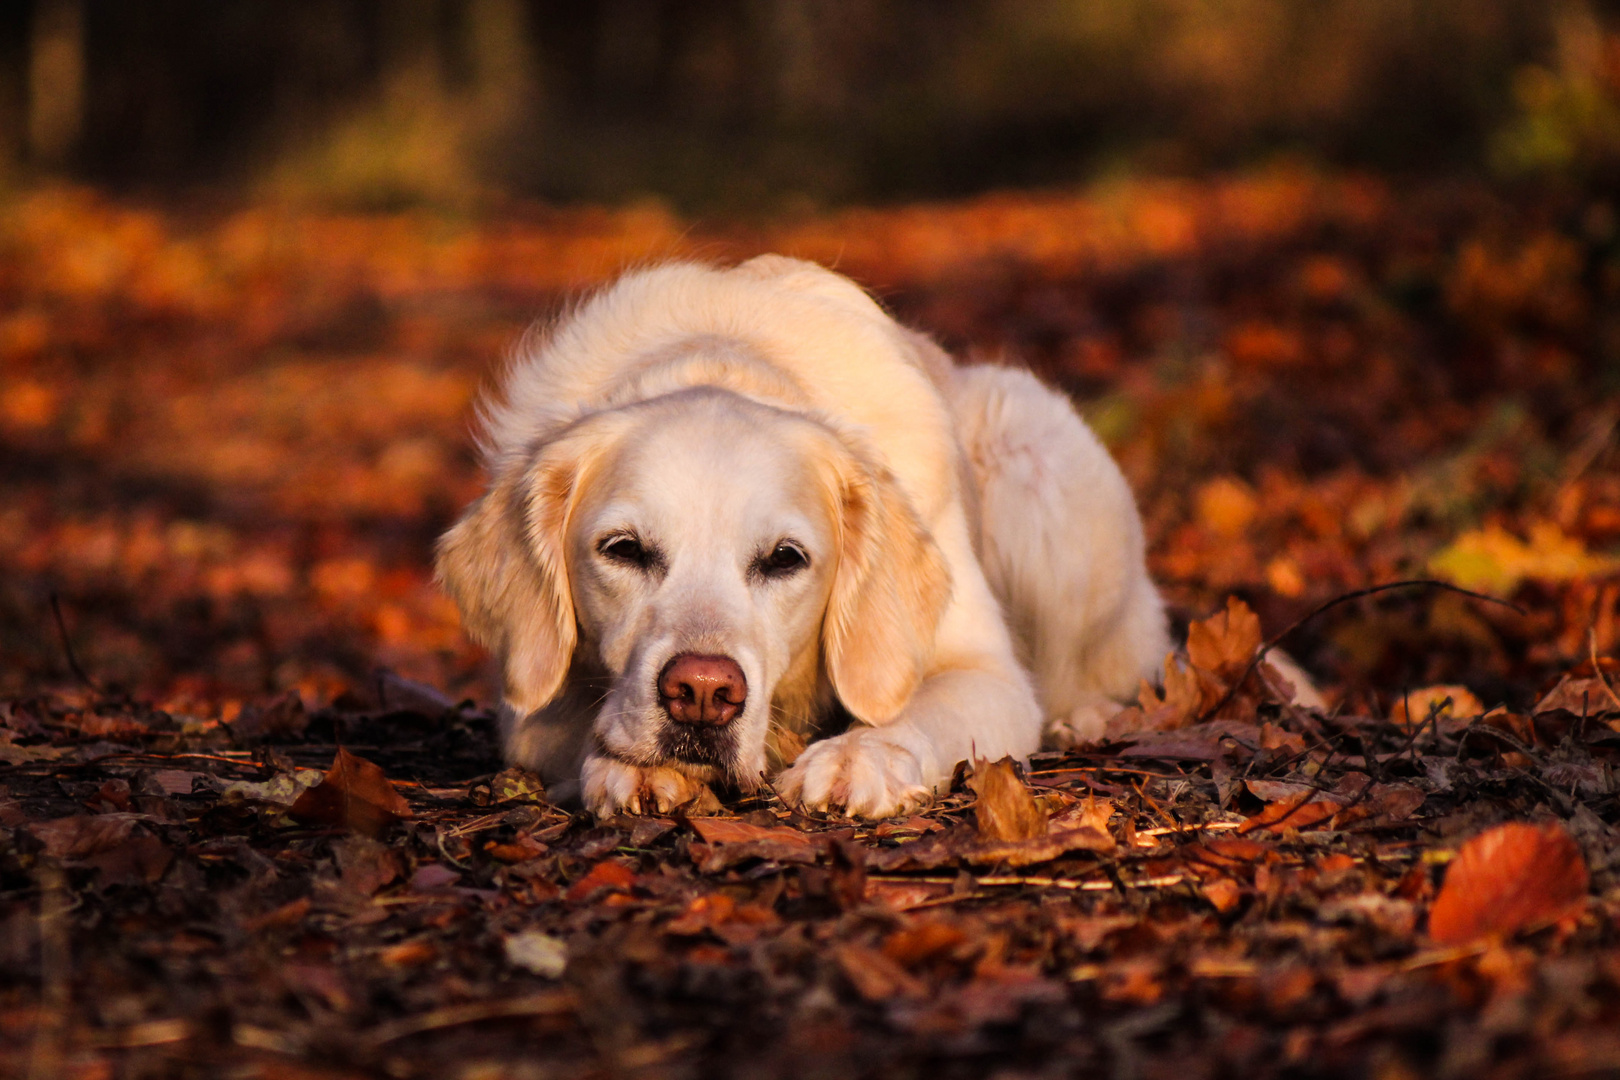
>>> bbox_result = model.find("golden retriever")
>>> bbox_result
[436,257,1169,818]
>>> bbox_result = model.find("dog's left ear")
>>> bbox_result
[821,441,952,724]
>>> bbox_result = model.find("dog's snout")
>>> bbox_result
[658,653,747,725]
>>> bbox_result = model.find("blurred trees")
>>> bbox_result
[0,0,1615,209]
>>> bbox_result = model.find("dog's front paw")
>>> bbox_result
[581,756,722,816]
[1043,694,1122,749]
[774,728,931,819]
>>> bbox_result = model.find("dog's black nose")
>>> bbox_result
[658,654,746,725]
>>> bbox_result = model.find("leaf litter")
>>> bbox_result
[1,173,1619,1077]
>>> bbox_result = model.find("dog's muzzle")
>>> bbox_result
[655,652,745,767]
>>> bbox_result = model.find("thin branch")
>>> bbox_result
[1196,579,1522,724]
[48,593,98,694]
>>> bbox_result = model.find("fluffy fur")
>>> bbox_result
[436,256,1170,818]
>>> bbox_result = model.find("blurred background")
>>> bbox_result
[3,1,1620,718]
[3,0,1620,211]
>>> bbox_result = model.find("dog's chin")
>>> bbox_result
[656,724,733,769]
[652,726,768,790]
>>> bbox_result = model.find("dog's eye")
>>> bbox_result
[599,535,654,569]
[756,541,809,578]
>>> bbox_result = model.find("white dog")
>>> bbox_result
[436,257,1169,819]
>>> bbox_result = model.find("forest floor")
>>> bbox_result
[2,171,1620,1079]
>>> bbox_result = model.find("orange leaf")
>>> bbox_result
[1428,822,1589,945]
[970,757,1047,842]
[1186,596,1262,679]
[287,748,412,838]
[564,860,637,903]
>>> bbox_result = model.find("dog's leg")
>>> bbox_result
[777,532,1045,818]
[947,364,1170,741]
[775,665,1042,817]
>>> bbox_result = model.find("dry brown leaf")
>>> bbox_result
[1238,789,1342,834]
[1201,877,1246,914]
[1428,821,1590,945]
[287,747,412,838]
[563,860,637,903]
[334,835,404,896]
[970,757,1047,841]
[26,813,140,857]
[687,817,819,873]
[1133,656,1221,729]
[1534,674,1620,717]
[833,942,928,1001]
[1186,596,1263,679]
[882,922,970,968]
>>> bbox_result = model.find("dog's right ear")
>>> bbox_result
[435,446,584,717]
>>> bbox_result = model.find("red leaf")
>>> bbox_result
[564,860,637,903]
[1428,821,1589,945]
[287,748,412,837]
[26,814,139,857]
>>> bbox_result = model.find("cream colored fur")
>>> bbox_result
[436,256,1169,818]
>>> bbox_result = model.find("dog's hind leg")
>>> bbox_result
[945,364,1171,745]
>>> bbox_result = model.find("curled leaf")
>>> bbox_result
[287,748,411,837]
[970,757,1047,842]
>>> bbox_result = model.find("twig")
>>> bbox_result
[1196,579,1523,725]
[366,990,578,1045]
[48,593,99,694]
[91,1018,192,1049]
[865,872,1189,892]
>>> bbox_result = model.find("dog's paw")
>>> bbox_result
[1042,694,1121,749]
[774,728,931,819]
[581,755,722,816]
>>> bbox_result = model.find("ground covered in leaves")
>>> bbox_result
[3,172,1620,1078]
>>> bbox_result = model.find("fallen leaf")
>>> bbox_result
[882,922,969,968]
[970,757,1047,841]
[504,930,569,978]
[244,898,311,932]
[374,670,458,715]
[1391,685,1484,728]
[1429,522,1618,594]
[227,690,308,743]
[27,813,140,857]
[687,817,819,873]
[1187,596,1263,679]
[1239,788,1341,833]
[334,835,403,896]
[484,833,548,863]
[380,940,438,967]
[866,818,1113,871]
[215,768,326,806]
[564,859,637,903]
[486,767,548,806]
[1428,821,1590,945]
[833,942,927,1001]
[1534,674,1620,717]
[1116,722,1261,761]
[144,769,205,796]
[864,880,950,911]
[410,863,462,891]
[287,748,412,837]
[1201,877,1246,913]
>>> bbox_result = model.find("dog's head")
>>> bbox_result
[436,388,950,789]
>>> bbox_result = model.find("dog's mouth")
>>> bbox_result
[655,723,736,769]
